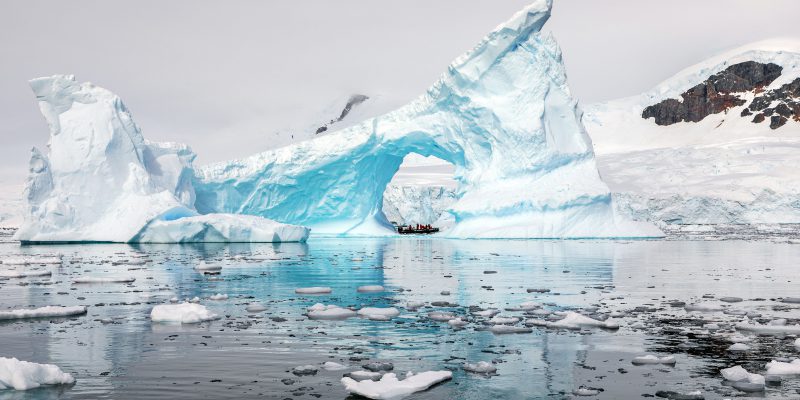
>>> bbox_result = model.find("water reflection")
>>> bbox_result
[2,238,798,399]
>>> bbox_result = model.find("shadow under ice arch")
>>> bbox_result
[193,0,661,238]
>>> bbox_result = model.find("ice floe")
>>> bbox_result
[208,293,228,300]
[0,357,75,390]
[721,365,765,392]
[295,287,332,295]
[150,303,219,324]
[631,355,676,366]
[321,361,348,371]
[357,285,385,293]
[341,370,452,400]
[765,359,800,375]
[0,305,87,320]
[546,312,619,330]
[307,304,357,320]
[0,269,51,278]
[358,307,400,320]
[463,361,496,374]
[72,277,136,284]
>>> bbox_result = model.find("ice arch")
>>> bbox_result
[194,0,660,238]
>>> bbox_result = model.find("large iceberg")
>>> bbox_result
[15,75,309,243]
[16,0,659,240]
[192,0,659,238]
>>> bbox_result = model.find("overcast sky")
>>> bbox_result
[1,0,799,189]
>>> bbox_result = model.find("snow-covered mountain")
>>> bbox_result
[585,39,800,225]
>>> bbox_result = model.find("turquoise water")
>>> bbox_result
[1,236,800,399]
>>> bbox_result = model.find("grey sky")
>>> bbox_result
[1,0,799,189]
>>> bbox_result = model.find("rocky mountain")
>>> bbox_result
[585,39,800,226]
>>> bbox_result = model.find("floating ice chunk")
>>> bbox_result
[489,325,532,334]
[406,301,425,310]
[463,361,496,374]
[547,312,619,330]
[341,370,452,400]
[322,361,348,371]
[472,309,500,318]
[517,301,540,310]
[208,293,228,300]
[427,311,456,322]
[573,387,601,396]
[358,307,400,319]
[245,303,267,313]
[631,355,676,366]
[736,322,800,335]
[295,287,332,295]
[346,370,383,382]
[765,359,800,375]
[0,269,51,278]
[187,297,200,303]
[292,365,318,376]
[727,343,751,352]
[357,285,385,293]
[725,334,753,343]
[0,306,87,320]
[363,362,394,372]
[72,277,135,284]
[684,303,723,312]
[489,316,520,325]
[150,303,219,324]
[447,318,468,328]
[307,304,357,320]
[781,297,800,304]
[2,256,62,265]
[721,365,765,392]
[194,262,222,272]
[169,297,179,303]
[0,357,75,390]
[719,297,743,303]
[795,338,800,349]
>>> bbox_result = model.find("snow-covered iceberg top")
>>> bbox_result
[15,75,309,244]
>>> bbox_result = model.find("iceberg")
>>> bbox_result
[15,75,309,243]
[16,0,658,240]
[189,0,658,238]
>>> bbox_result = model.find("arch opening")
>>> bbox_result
[380,153,459,233]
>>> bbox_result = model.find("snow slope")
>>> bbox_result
[15,75,309,243]
[194,0,659,239]
[585,39,800,225]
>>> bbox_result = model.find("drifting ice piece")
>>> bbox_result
[341,370,452,400]
[0,357,75,390]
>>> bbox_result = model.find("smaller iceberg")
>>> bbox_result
[15,75,309,244]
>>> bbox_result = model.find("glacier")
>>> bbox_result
[585,39,800,226]
[192,0,659,239]
[15,0,660,241]
[15,75,309,243]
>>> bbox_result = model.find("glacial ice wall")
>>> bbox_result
[194,0,660,238]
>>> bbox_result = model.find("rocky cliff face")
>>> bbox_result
[642,60,800,130]
[742,77,800,129]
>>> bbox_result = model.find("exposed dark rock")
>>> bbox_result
[770,115,788,129]
[740,108,752,117]
[314,94,370,135]
[642,61,782,125]
[747,77,800,129]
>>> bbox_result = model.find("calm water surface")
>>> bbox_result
[1,234,799,399]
